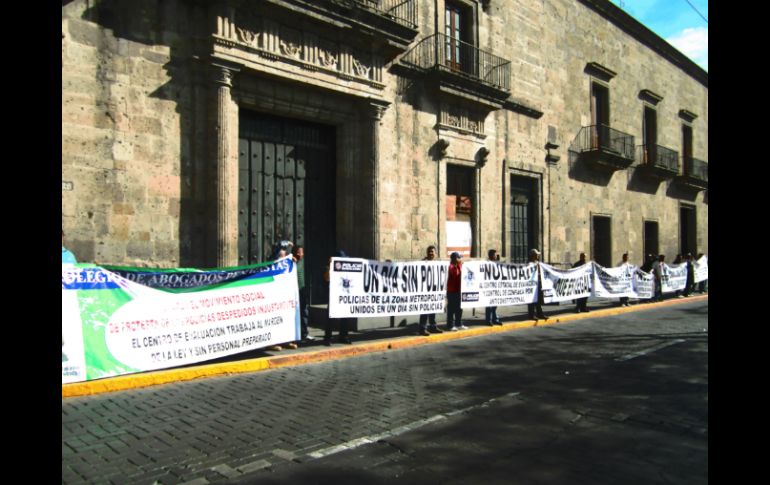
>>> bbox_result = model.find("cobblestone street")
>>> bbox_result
[62,300,708,484]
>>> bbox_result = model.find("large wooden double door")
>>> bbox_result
[238,111,336,303]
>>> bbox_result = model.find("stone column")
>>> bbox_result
[365,101,388,260]
[213,63,239,267]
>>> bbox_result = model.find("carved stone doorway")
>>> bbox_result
[238,110,336,304]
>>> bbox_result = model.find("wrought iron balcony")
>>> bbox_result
[636,144,679,179]
[674,156,708,190]
[571,124,635,170]
[353,0,418,29]
[400,33,511,102]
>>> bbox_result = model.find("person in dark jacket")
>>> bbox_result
[683,253,695,297]
[696,253,708,293]
[324,250,354,345]
[573,252,590,313]
[418,246,443,336]
[618,252,631,307]
[527,249,548,321]
[641,254,655,273]
[485,249,502,325]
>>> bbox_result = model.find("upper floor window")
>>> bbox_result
[444,1,475,70]
[682,124,693,173]
[591,82,610,128]
[643,106,657,148]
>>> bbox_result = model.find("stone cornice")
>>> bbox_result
[679,109,698,122]
[639,89,664,105]
[577,0,708,87]
[502,98,543,119]
[585,62,617,82]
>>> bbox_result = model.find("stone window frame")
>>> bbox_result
[643,219,660,259]
[585,62,616,130]
[438,0,480,48]
[678,109,698,175]
[505,168,543,264]
[590,212,613,268]
[444,160,479,258]
[639,89,663,151]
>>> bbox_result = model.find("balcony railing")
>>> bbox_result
[637,144,679,175]
[682,156,708,182]
[354,0,418,29]
[572,124,635,169]
[401,33,511,91]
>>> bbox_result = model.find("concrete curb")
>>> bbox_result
[62,295,708,398]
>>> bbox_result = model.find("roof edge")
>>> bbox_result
[578,0,708,88]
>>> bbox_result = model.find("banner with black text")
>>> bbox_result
[633,269,655,300]
[328,258,448,318]
[694,256,708,283]
[62,258,299,384]
[592,263,636,298]
[660,263,688,293]
[460,261,539,308]
[540,263,593,303]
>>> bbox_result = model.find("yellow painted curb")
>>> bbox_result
[62,295,707,398]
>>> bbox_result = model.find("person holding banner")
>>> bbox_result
[446,252,467,331]
[485,249,502,326]
[696,253,708,293]
[683,253,695,297]
[267,240,298,351]
[672,254,684,298]
[641,254,655,273]
[572,253,590,313]
[527,249,548,321]
[619,252,631,307]
[324,250,354,345]
[652,254,665,302]
[418,246,444,336]
[293,245,314,343]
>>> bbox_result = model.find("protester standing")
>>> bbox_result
[683,253,695,297]
[696,253,708,293]
[619,252,631,307]
[572,252,590,313]
[652,254,665,302]
[446,252,466,331]
[267,240,296,351]
[485,249,502,326]
[324,250,354,345]
[641,254,655,273]
[271,240,293,260]
[418,246,443,336]
[527,249,548,321]
[293,245,315,344]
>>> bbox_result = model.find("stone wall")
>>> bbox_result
[379,0,707,264]
[61,0,707,268]
[62,0,199,266]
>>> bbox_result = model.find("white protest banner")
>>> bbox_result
[633,269,655,300]
[328,258,448,318]
[694,256,708,283]
[540,263,593,304]
[460,261,538,308]
[592,263,635,298]
[661,263,687,293]
[62,258,299,384]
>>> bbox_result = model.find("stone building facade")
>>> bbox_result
[62,0,707,299]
